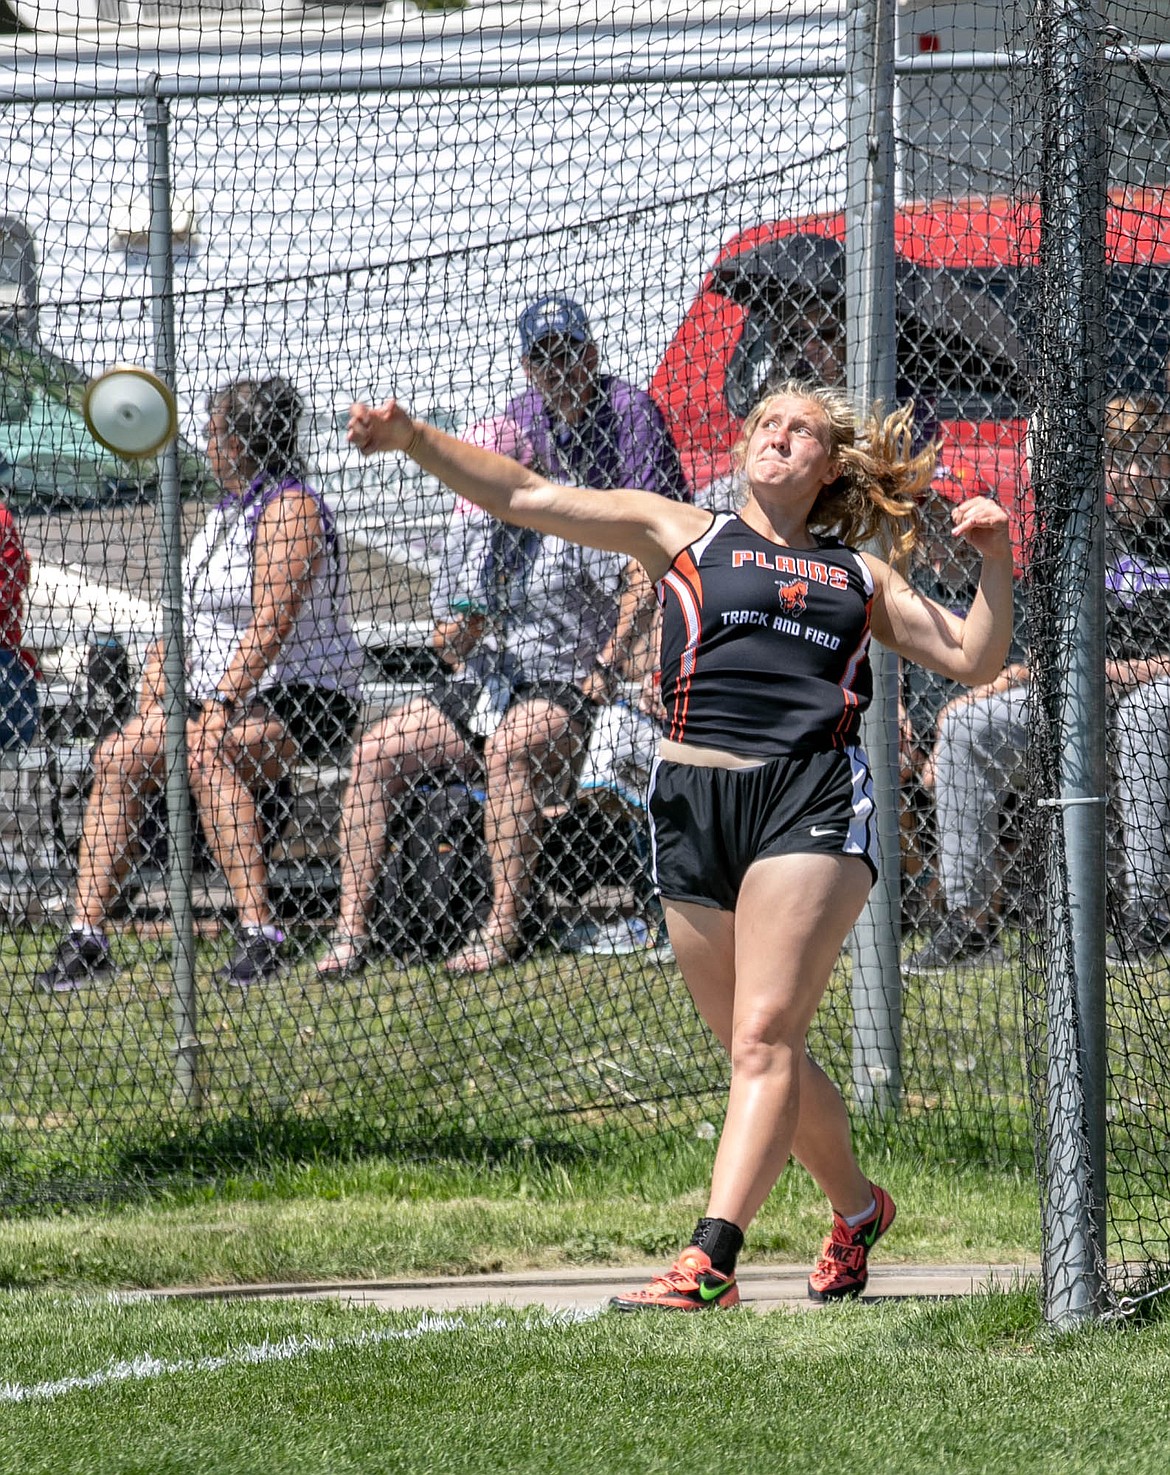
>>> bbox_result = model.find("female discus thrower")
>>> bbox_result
[347,380,1013,1308]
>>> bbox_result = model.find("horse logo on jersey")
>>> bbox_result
[776,578,810,615]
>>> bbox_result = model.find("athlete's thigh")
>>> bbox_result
[662,898,737,1051]
[732,852,872,1041]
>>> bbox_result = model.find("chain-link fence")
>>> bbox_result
[0,0,1168,1320]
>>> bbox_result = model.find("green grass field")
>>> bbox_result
[1,922,1166,1292]
[1,926,1169,1472]
[1,1289,1168,1474]
[0,924,1033,1199]
[0,1140,1040,1290]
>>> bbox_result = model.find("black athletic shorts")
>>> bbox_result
[430,677,595,751]
[647,745,878,911]
[189,684,358,762]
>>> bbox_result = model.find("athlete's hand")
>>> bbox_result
[950,495,1012,561]
[347,398,418,457]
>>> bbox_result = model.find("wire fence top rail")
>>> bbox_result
[0,32,1064,105]
[7,35,1169,105]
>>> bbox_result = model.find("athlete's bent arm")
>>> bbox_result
[348,397,709,580]
[865,495,1015,687]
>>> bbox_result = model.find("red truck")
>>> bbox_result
[650,192,1170,571]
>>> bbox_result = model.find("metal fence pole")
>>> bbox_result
[1034,0,1109,1326]
[145,82,201,1112]
[846,0,902,1113]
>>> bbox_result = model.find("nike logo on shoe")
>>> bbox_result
[609,1249,741,1311]
[808,1186,896,1302]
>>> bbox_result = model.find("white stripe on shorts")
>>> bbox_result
[843,744,878,871]
[646,754,663,893]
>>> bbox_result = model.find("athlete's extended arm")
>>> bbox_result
[347,398,708,580]
[865,495,1015,687]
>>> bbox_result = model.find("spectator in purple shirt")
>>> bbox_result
[315,294,688,980]
[503,293,689,501]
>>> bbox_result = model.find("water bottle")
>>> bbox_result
[85,633,133,741]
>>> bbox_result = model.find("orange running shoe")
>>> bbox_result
[807,1183,897,1302]
[609,1247,740,1312]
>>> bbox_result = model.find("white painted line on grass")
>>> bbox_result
[0,1307,599,1405]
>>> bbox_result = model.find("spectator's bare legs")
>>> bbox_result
[72,712,168,928]
[664,853,875,1229]
[446,695,586,973]
[323,698,472,970]
[75,706,302,935]
[187,708,299,930]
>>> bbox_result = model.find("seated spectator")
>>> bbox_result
[315,293,688,980]
[35,377,362,992]
[897,478,1024,920]
[497,292,688,502]
[0,495,38,750]
[903,394,1170,971]
[1103,400,1170,955]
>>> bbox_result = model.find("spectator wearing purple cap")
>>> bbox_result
[315,294,689,980]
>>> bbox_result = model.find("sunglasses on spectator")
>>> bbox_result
[527,336,587,368]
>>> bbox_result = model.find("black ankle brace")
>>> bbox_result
[689,1216,745,1275]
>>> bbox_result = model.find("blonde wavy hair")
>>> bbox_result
[730,380,936,568]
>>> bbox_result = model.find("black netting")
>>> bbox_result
[1028,12,1170,1314]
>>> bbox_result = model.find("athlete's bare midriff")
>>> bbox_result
[656,738,766,770]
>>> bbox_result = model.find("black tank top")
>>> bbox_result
[657,512,875,759]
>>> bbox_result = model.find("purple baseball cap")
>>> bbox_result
[517,294,592,356]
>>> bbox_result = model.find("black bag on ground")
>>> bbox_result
[373,783,491,959]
